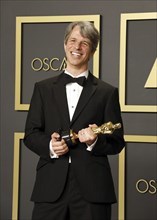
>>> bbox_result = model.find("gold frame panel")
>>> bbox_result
[15,15,100,111]
[12,133,24,220]
[118,135,157,220]
[12,133,157,220]
[119,12,157,112]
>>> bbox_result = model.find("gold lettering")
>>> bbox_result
[59,57,67,71]
[43,58,50,71]
[136,179,157,194]
[149,180,157,194]
[50,58,59,71]
[31,57,67,72]
[136,179,148,194]
[31,58,43,71]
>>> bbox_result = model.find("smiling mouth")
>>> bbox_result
[71,52,82,57]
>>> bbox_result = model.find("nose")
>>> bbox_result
[75,41,81,49]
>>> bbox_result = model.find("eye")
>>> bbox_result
[82,41,90,47]
[69,38,76,43]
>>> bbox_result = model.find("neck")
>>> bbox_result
[65,65,88,77]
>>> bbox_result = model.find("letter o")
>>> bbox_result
[136,179,149,194]
[31,58,43,71]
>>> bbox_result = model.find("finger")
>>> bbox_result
[51,132,60,141]
[89,124,97,128]
[53,142,69,153]
[54,145,69,156]
[78,128,86,135]
[56,148,69,156]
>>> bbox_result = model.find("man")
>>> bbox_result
[24,21,125,220]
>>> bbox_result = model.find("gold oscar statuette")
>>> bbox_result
[60,121,121,146]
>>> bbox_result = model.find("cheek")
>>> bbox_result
[65,45,73,54]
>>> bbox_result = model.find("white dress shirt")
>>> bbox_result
[50,70,96,160]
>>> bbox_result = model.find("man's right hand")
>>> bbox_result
[51,132,69,156]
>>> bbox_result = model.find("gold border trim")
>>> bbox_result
[118,148,125,220]
[119,12,157,112]
[15,15,100,111]
[12,133,24,220]
[118,134,157,220]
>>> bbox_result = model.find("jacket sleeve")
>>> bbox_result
[91,88,125,156]
[23,83,51,161]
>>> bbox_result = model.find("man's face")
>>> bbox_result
[64,26,94,71]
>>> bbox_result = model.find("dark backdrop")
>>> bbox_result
[0,1,156,220]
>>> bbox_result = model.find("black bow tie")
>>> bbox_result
[63,74,86,86]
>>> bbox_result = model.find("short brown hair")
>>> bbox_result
[64,21,100,53]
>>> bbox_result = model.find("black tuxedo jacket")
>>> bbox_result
[24,72,125,204]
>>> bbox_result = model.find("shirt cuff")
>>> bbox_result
[86,137,98,151]
[49,140,59,158]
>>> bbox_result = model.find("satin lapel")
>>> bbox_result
[53,74,70,129]
[70,73,97,126]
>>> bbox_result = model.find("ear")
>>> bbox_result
[64,43,67,52]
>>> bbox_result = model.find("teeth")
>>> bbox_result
[72,52,81,56]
